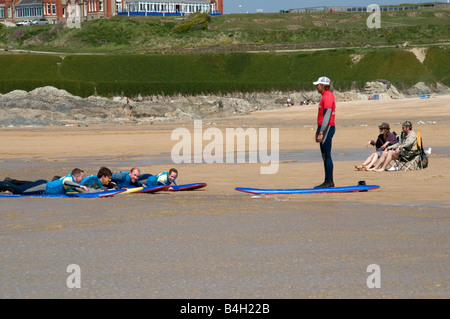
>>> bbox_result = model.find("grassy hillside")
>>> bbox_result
[0,9,448,97]
[1,47,447,97]
[0,9,449,53]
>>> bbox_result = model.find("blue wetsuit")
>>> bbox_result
[0,179,47,194]
[80,175,108,190]
[144,172,178,187]
[316,123,335,183]
[46,174,80,194]
[111,172,142,188]
[0,174,82,195]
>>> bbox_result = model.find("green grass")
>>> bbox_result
[1,47,447,97]
[424,46,450,85]
[1,9,449,53]
[0,9,448,96]
[352,50,436,89]
[0,54,60,79]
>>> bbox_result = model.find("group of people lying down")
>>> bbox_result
[0,167,178,195]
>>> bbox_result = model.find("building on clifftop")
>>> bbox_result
[1,0,117,23]
[1,0,222,22]
[117,0,223,16]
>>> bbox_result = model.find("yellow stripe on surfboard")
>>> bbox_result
[122,187,144,194]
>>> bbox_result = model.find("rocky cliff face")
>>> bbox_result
[0,82,448,127]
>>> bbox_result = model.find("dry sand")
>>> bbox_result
[1,94,449,299]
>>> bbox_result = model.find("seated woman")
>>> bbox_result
[355,122,397,171]
[369,120,417,172]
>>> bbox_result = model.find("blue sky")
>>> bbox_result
[223,1,430,14]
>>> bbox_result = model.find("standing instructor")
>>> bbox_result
[313,76,336,188]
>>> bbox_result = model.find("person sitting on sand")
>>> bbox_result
[285,98,293,107]
[355,122,397,171]
[140,168,179,190]
[0,168,88,195]
[368,121,417,172]
[111,167,143,188]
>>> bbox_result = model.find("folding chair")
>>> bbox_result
[391,132,427,171]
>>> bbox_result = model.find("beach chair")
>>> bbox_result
[389,132,429,171]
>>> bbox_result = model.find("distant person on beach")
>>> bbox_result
[355,122,397,171]
[0,168,88,195]
[368,121,417,172]
[285,98,293,107]
[313,76,336,188]
[111,167,143,188]
[124,97,132,110]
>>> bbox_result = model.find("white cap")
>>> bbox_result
[313,76,331,85]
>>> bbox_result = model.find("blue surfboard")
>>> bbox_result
[168,183,207,191]
[72,189,127,198]
[235,184,380,195]
[0,189,126,198]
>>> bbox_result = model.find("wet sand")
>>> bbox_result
[1,95,449,298]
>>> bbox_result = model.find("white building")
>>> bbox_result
[119,0,222,16]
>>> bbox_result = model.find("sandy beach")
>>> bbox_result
[1,94,449,299]
[1,94,449,203]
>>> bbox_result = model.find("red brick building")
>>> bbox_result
[0,0,19,21]
[1,0,117,23]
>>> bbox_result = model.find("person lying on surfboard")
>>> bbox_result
[110,167,143,188]
[80,166,117,191]
[0,168,89,195]
[139,168,179,190]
